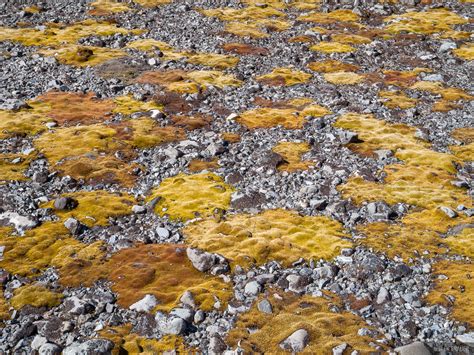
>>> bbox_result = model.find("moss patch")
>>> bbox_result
[426,261,474,327]
[272,142,314,172]
[10,284,63,309]
[227,290,382,353]
[324,71,364,85]
[256,67,311,86]
[310,41,355,53]
[149,172,234,221]
[184,209,351,268]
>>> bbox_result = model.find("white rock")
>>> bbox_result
[280,329,309,352]
[376,287,391,304]
[0,212,37,234]
[129,294,158,312]
[31,335,47,350]
[244,281,262,296]
[333,343,347,355]
[226,113,239,121]
[156,227,170,239]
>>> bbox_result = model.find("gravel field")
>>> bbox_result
[0,0,473,353]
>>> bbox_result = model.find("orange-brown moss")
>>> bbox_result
[324,72,364,85]
[256,67,311,86]
[188,158,220,172]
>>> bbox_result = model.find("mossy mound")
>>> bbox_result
[256,67,312,86]
[184,209,351,268]
[227,290,382,353]
[10,284,63,310]
[148,172,234,221]
[272,142,314,172]
[427,261,474,327]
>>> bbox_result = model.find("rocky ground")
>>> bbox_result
[0,0,473,354]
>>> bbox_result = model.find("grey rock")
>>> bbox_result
[63,339,114,355]
[132,205,146,214]
[287,274,311,293]
[53,197,78,211]
[64,218,82,235]
[394,341,431,355]
[257,299,273,314]
[333,343,348,355]
[439,41,457,52]
[374,149,393,160]
[180,291,195,308]
[280,329,309,352]
[170,308,194,322]
[439,206,457,218]
[156,227,170,239]
[31,335,47,350]
[186,248,229,275]
[244,281,262,296]
[194,310,205,324]
[376,287,391,304]
[38,343,62,355]
[209,335,227,354]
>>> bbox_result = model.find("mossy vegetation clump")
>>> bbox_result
[184,209,351,268]
[10,284,63,310]
[227,290,383,353]
[272,142,314,172]
[148,172,234,221]
[256,67,312,86]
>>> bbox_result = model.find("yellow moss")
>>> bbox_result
[89,0,132,16]
[452,128,474,144]
[308,59,359,73]
[379,90,418,109]
[453,43,474,61]
[358,209,462,260]
[334,113,472,260]
[0,222,105,277]
[44,190,134,227]
[186,70,243,89]
[133,0,172,7]
[0,20,143,47]
[34,124,121,164]
[199,6,286,22]
[410,81,473,101]
[227,290,382,353]
[237,99,330,130]
[384,8,468,35]
[298,9,360,23]
[272,142,314,172]
[0,289,10,321]
[310,41,355,53]
[331,33,372,45]
[112,95,163,115]
[100,325,190,354]
[432,100,462,112]
[186,52,239,69]
[10,285,63,309]
[257,67,311,86]
[324,71,364,85]
[445,227,474,259]
[149,172,233,221]
[426,261,474,327]
[451,143,474,162]
[184,209,351,268]
[0,153,34,182]
[0,99,53,139]
[39,45,127,67]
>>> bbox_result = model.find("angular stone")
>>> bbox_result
[280,329,309,352]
